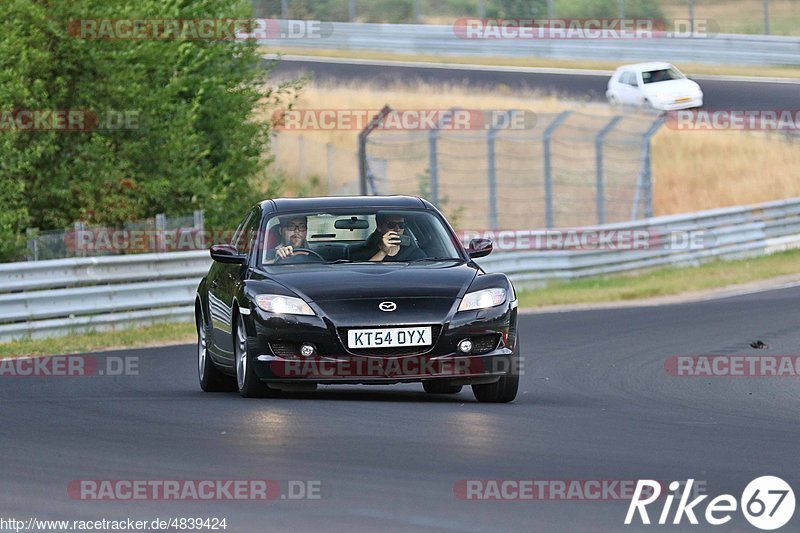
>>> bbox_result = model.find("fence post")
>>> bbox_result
[428,129,439,205]
[426,108,461,206]
[155,213,166,253]
[632,116,664,220]
[326,142,334,194]
[487,125,498,231]
[358,106,392,195]
[74,221,86,257]
[26,228,38,262]
[193,210,205,249]
[595,115,623,225]
[543,111,572,228]
[298,135,305,180]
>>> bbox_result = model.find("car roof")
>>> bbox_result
[615,62,675,72]
[262,195,429,213]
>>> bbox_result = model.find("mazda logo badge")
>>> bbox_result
[379,301,397,312]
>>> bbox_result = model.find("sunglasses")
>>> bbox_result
[384,221,406,229]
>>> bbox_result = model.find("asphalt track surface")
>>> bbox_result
[3,286,800,532]
[268,58,800,110]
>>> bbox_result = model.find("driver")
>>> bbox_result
[266,215,309,263]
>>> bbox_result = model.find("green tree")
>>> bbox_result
[0,0,295,260]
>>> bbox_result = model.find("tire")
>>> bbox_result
[423,381,463,394]
[234,313,273,398]
[472,343,520,403]
[197,308,236,392]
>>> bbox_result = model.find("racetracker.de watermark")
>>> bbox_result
[68,19,332,40]
[272,109,536,131]
[665,110,800,131]
[452,18,719,39]
[270,355,521,379]
[0,110,139,131]
[454,479,706,501]
[665,355,800,377]
[457,229,713,252]
[66,228,226,254]
[0,356,138,377]
[67,480,323,501]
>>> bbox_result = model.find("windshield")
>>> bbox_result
[641,67,684,84]
[259,209,463,267]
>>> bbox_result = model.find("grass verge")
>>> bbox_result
[264,47,800,80]
[0,321,196,359]
[517,248,800,308]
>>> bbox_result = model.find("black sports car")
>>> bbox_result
[194,196,520,402]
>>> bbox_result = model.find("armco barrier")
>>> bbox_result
[0,251,210,342]
[476,198,800,283]
[258,22,800,67]
[1,197,800,341]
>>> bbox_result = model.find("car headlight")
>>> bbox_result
[255,294,315,316]
[458,288,506,312]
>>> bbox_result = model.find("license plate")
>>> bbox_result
[348,327,432,349]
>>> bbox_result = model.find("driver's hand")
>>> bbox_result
[275,245,294,259]
[380,231,401,257]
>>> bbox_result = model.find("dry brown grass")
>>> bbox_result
[651,127,800,215]
[266,80,800,218]
[660,0,800,36]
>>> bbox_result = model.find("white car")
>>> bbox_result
[606,62,703,111]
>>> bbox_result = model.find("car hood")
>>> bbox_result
[265,262,478,302]
[642,79,700,98]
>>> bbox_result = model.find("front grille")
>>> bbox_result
[337,325,443,357]
[471,334,501,355]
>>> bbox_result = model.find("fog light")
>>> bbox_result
[457,339,473,353]
[300,343,316,357]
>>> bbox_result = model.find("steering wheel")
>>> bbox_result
[275,247,326,263]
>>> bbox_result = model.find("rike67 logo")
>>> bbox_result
[625,477,795,530]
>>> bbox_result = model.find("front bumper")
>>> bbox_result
[244,299,519,386]
[253,350,515,385]
[653,96,703,111]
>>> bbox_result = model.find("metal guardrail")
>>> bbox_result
[2,197,800,341]
[476,197,800,285]
[259,21,800,66]
[0,251,210,341]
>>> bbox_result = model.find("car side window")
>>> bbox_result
[232,209,259,256]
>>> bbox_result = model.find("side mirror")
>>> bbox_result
[210,244,246,264]
[467,238,493,259]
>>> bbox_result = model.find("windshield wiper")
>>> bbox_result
[408,257,465,263]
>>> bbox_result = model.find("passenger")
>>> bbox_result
[357,213,426,262]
